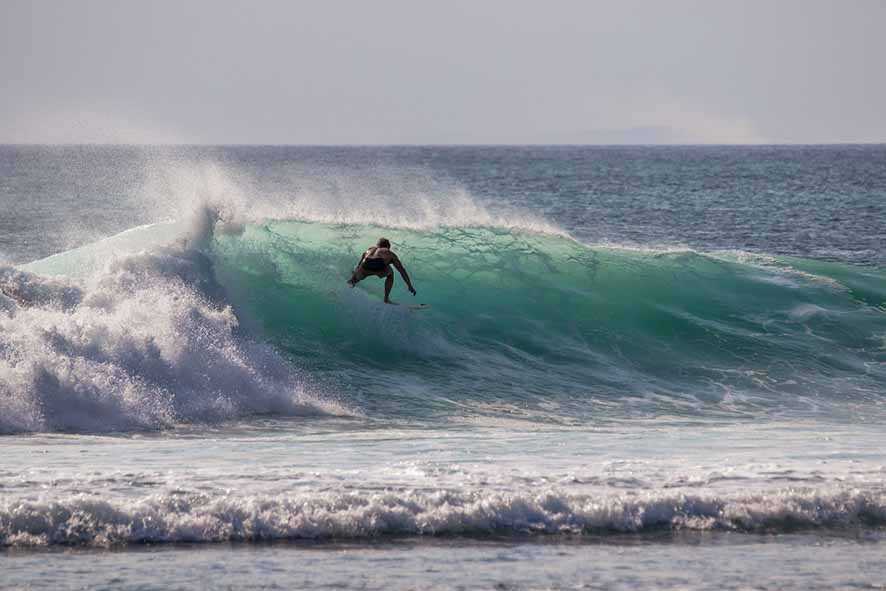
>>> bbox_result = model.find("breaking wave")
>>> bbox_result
[3,487,885,546]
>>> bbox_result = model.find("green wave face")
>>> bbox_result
[210,221,886,422]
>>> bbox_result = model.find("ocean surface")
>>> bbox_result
[1,145,885,589]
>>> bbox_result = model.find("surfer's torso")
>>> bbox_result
[364,246,393,263]
[361,247,394,273]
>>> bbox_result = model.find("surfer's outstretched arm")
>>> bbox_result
[392,254,416,295]
[348,251,368,286]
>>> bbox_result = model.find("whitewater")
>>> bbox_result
[2,145,885,590]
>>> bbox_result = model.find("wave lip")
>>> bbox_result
[3,488,884,547]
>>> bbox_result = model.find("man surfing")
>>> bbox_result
[347,237,416,304]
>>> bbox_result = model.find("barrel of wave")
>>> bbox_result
[207,220,601,360]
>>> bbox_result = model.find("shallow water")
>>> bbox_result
[5,532,886,590]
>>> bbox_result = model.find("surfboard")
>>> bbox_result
[377,300,430,310]
[343,286,430,310]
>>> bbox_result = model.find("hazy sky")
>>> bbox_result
[2,0,884,144]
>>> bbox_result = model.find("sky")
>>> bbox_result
[1,0,884,144]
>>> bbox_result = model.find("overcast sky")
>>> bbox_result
[2,0,884,144]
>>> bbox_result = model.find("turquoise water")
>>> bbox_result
[211,220,886,422]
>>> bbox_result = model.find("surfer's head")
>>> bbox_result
[377,237,391,248]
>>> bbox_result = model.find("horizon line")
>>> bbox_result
[2,142,885,148]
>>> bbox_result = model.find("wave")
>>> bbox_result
[3,487,885,546]
[2,187,885,432]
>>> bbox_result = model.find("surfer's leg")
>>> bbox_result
[383,272,394,303]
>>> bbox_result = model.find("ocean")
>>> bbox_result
[1,145,885,589]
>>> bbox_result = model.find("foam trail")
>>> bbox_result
[2,487,885,546]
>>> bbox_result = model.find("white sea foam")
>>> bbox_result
[2,487,884,546]
[0,243,348,434]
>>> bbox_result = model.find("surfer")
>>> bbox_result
[347,237,416,304]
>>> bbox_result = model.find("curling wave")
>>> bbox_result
[207,218,886,421]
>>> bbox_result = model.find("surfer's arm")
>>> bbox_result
[347,250,370,286]
[355,250,368,269]
[391,254,416,294]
